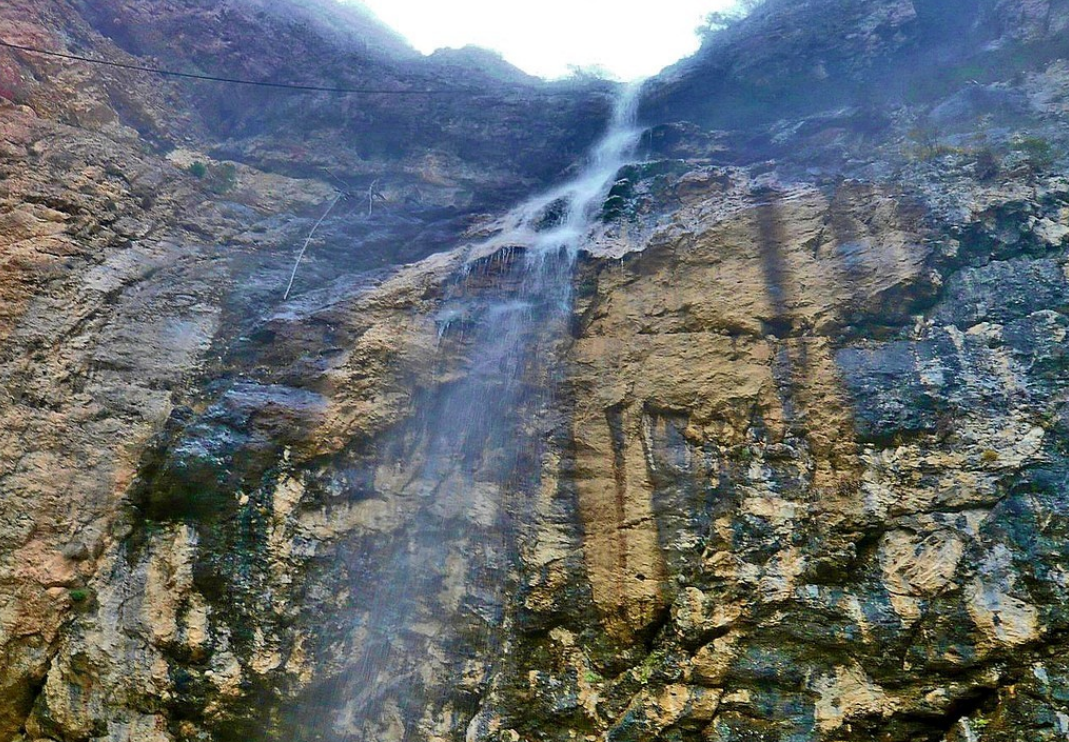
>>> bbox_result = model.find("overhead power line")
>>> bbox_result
[0,39,464,95]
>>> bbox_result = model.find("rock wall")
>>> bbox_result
[0,2,605,739]
[1,0,1069,741]
[487,172,1069,742]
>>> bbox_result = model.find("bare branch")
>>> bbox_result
[282,192,343,300]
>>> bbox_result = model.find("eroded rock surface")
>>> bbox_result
[2,1,1069,741]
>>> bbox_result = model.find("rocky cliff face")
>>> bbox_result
[1,1,1069,741]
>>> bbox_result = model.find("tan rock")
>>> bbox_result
[812,662,896,732]
[880,528,967,622]
[966,545,1042,649]
[690,632,744,686]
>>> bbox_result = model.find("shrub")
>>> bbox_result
[974,147,1000,180]
[69,588,89,602]
[905,128,970,161]
[1012,136,1055,170]
[186,161,239,194]
[576,276,599,299]
[207,162,238,195]
[697,0,764,39]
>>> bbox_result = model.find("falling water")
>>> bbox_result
[475,79,646,269]
[321,81,645,741]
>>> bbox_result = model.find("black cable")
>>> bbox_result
[0,38,465,95]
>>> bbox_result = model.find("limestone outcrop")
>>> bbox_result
[1,1,1068,741]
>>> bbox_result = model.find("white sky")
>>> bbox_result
[348,0,736,80]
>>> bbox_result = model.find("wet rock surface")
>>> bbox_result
[1,1,1069,741]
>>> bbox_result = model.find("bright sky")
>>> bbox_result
[348,0,736,80]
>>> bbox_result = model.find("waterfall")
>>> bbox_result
[323,81,645,742]
[474,78,645,267]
